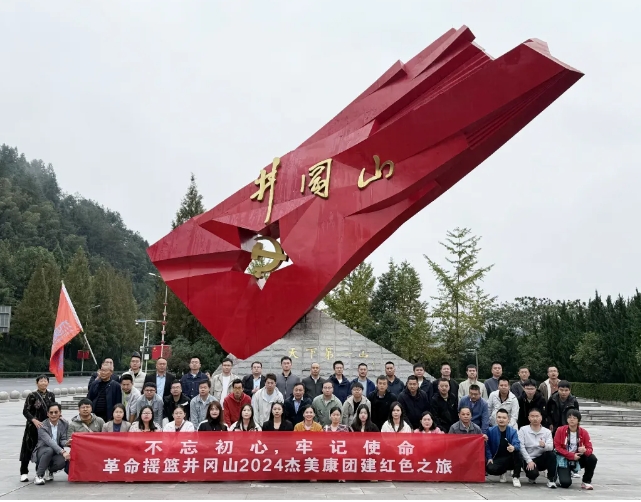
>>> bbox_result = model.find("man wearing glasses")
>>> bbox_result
[32,403,70,486]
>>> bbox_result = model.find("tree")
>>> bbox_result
[172,173,205,229]
[368,260,434,362]
[64,247,93,328]
[324,262,375,334]
[571,331,606,382]
[425,227,495,372]
[12,267,55,352]
[151,174,225,371]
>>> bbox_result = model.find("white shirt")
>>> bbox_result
[50,422,59,443]
[568,431,578,452]
[253,377,261,390]
[162,420,195,432]
[222,375,231,396]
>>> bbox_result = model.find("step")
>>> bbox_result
[583,410,641,417]
[582,420,641,427]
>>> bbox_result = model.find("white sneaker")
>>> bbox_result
[499,473,507,483]
[44,470,53,481]
[571,471,581,478]
[512,477,521,487]
[547,480,557,489]
[34,476,45,485]
[581,482,594,490]
[20,474,28,482]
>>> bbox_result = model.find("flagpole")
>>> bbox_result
[83,332,98,366]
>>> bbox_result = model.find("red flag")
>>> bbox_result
[49,282,83,383]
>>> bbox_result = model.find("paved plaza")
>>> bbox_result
[0,397,638,500]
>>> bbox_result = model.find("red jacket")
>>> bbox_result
[553,425,594,460]
[223,393,252,427]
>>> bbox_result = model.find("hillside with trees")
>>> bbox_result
[0,145,156,371]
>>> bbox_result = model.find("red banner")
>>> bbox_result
[68,432,485,482]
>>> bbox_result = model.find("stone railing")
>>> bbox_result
[0,387,88,403]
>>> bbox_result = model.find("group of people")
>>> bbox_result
[18,354,597,490]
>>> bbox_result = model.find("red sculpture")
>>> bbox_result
[148,26,583,358]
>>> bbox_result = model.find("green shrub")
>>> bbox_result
[572,382,641,402]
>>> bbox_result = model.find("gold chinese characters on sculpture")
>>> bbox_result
[250,236,288,279]
[301,159,332,198]
[250,157,280,224]
[358,155,395,189]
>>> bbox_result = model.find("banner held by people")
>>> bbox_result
[49,281,84,383]
[68,432,485,482]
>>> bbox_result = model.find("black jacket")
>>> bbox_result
[328,374,351,404]
[242,374,266,397]
[261,419,294,431]
[163,393,191,422]
[430,378,459,401]
[302,375,326,401]
[283,396,312,425]
[430,392,458,433]
[547,392,579,431]
[367,390,397,430]
[198,421,227,431]
[144,372,176,399]
[518,390,548,428]
[398,389,430,430]
[87,378,122,421]
[386,377,405,398]
[88,372,119,388]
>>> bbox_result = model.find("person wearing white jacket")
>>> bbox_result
[488,377,519,429]
[251,373,284,425]
[517,408,557,488]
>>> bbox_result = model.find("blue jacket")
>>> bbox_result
[88,378,122,421]
[180,371,209,400]
[351,377,375,396]
[458,396,489,434]
[485,425,521,460]
[329,374,351,404]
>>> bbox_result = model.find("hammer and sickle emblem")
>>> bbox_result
[250,236,289,279]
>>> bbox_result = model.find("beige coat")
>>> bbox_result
[210,372,240,402]
[102,420,132,432]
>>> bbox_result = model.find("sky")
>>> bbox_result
[1,1,639,305]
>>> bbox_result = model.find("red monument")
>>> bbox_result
[148,26,583,358]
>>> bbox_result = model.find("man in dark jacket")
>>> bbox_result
[547,380,579,436]
[398,376,430,430]
[164,381,191,423]
[302,362,325,400]
[180,356,209,400]
[430,378,458,433]
[87,364,122,422]
[430,362,459,401]
[328,361,351,404]
[413,363,431,395]
[384,361,404,397]
[242,361,266,397]
[367,376,397,430]
[88,357,119,387]
[283,383,311,426]
[276,356,301,400]
[517,379,547,428]
[143,357,175,399]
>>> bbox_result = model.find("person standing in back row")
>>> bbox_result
[302,362,325,400]
[122,352,146,392]
[430,362,459,400]
[458,365,488,401]
[276,356,301,400]
[143,357,175,399]
[384,361,404,397]
[328,361,350,403]
[368,375,397,430]
[211,358,239,403]
[180,356,209,400]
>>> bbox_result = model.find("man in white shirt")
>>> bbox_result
[252,373,284,424]
[211,357,239,404]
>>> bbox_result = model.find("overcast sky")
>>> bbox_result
[1,1,639,305]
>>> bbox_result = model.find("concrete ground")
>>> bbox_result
[0,399,638,500]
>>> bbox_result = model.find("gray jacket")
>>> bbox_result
[32,418,69,460]
[449,420,482,434]
[102,420,132,432]
[132,393,164,424]
[276,372,301,400]
[517,425,554,463]
[68,413,105,434]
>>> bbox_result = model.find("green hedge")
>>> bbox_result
[572,382,641,403]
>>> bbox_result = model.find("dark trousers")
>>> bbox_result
[486,451,522,477]
[557,454,597,487]
[20,459,30,475]
[35,447,66,478]
[523,451,557,481]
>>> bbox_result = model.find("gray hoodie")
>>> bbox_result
[517,425,554,463]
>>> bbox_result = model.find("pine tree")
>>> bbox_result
[64,248,93,328]
[12,267,55,351]
[324,262,375,334]
[171,173,205,229]
[154,174,225,371]
[425,227,495,372]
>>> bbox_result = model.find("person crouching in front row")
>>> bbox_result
[517,408,556,488]
[485,408,522,487]
[554,409,597,490]
[32,403,70,485]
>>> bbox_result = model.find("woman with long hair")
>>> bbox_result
[293,405,323,432]
[129,405,160,432]
[349,404,379,432]
[102,404,131,432]
[262,402,293,431]
[163,405,195,432]
[198,401,227,431]
[20,375,56,482]
[381,401,411,433]
[229,403,261,431]
[414,411,443,434]
[323,406,349,432]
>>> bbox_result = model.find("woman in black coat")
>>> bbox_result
[262,402,294,431]
[20,375,56,482]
